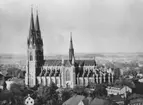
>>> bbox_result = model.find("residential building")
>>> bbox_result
[106,86,132,98]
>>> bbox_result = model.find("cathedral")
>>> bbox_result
[25,9,115,88]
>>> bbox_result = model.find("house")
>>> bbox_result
[63,95,112,105]
[78,98,90,105]
[63,95,89,105]
[106,86,132,98]
[5,80,15,90]
[89,98,111,105]
[138,78,143,83]
[25,94,34,105]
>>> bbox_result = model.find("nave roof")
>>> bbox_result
[44,59,96,67]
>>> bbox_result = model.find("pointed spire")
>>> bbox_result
[69,32,75,63]
[35,8,40,31]
[69,32,73,49]
[30,6,35,31]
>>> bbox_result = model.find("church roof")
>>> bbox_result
[44,60,62,66]
[76,60,96,66]
[89,98,111,105]
[44,59,96,66]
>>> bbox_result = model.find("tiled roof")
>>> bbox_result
[63,95,85,105]
[107,86,123,90]
[63,95,106,105]
[90,98,111,105]
[75,60,96,66]
[44,60,62,66]
[82,98,90,105]
[44,59,96,66]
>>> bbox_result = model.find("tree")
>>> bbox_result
[9,83,30,105]
[36,82,59,105]
[114,78,135,89]
[7,68,21,77]
[10,83,23,96]
[60,89,72,103]
[73,86,87,96]
[92,84,107,98]
[0,90,15,104]
[114,68,121,79]
[123,69,137,77]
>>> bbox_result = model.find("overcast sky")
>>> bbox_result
[0,0,143,55]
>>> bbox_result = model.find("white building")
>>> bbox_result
[106,86,132,98]
[25,94,34,105]
[5,80,15,90]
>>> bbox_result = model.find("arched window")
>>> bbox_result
[30,52,33,61]
[66,70,70,81]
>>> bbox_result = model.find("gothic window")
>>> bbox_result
[66,70,70,81]
[56,79,59,84]
[41,78,43,85]
[79,79,80,85]
[30,52,33,61]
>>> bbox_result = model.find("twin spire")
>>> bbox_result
[30,7,40,32]
[28,7,42,47]
[29,7,74,63]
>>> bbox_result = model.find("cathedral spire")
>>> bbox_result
[30,6,35,31]
[69,32,74,63]
[69,32,73,49]
[35,9,40,32]
[35,8,43,46]
[28,6,36,46]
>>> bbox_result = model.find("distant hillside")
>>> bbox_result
[0,52,143,65]
[0,54,26,65]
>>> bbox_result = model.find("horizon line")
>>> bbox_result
[0,52,143,56]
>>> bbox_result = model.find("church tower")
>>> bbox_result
[25,8,44,87]
[68,32,76,88]
[69,32,75,63]
[35,10,44,67]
